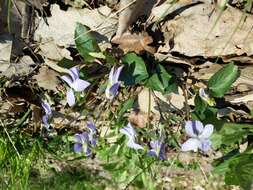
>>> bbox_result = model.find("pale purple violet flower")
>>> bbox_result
[73,122,97,156]
[181,120,213,153]
[73,132,91,156]
[61,67,90,107]
[120,123,144,150]
[148,140,166,160]
[41,102,52,130]
[105,66,124,100]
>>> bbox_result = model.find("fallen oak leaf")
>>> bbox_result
[111,32,156,54]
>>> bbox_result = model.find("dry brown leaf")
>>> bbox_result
[128,111,149,128]
[159,4,253,57]
[222,55,253,64]
[192,62,223,81]
[0,34,12,63]
[138,88,158,114]
[39,38,72,61]
[33,66,60,91]
[35,5,117,47]
[111,32,155,54]
[230,93,253,104]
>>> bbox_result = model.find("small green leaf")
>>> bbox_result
[208,62,239,97]
[121,53,149,85]
[217,123,250,146]
[75,22,100,62]
[146,64,175,93]
[117,98,135,119]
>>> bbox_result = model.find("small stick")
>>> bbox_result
[182,83,190,121]
[197,159,209,183]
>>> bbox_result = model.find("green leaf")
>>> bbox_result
[213,123,251,148]
[212,150,240,175]
[225,154,253,190]
[121,53,149,85]
[74,22,100,63]
[117,98,135,119]
[208,62,239,97]
[210,133,222,150]
[194,94,207,115]
[103,162,120,171]
[146,64,176,93]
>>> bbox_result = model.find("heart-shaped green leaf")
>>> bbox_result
[146,64,176,93]
[75,22,100,63]
[208,62,239,97]
[120,53,149,85]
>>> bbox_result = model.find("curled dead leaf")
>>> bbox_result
[128,110,150,128]
[111,32,155,54]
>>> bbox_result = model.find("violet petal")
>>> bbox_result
[199,139,212,152]
[185,120,204,137]
[112,66,124,83]
[61,75,73,87]
[181,138,201,152]
[69,67,79,81]
[127,139,144,150]
[67,89,75,106]
[199,124,214,139]
[74,143,83,153]
[120,123,136,140]
[72,79,90,92]
[41,102,52,115]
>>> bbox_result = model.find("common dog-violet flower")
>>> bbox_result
[73,122,97,156]
[199,88,215,106]
[148,140,166,160]
[105,66,124,100]
[73,132,91,156]
[41,102,52,130]
[61,67,90,106]
[181,120,213,153]
[120,123,144,150]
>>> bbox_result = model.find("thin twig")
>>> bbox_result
[0,119,21,159]
[147,88,152,128]
[197,159,209,183]
[182,83,190,121]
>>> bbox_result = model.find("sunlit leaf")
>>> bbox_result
[146,64,174,93]
[208,62,238,97]
[120,53,148,85]
[75,22,100,62]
